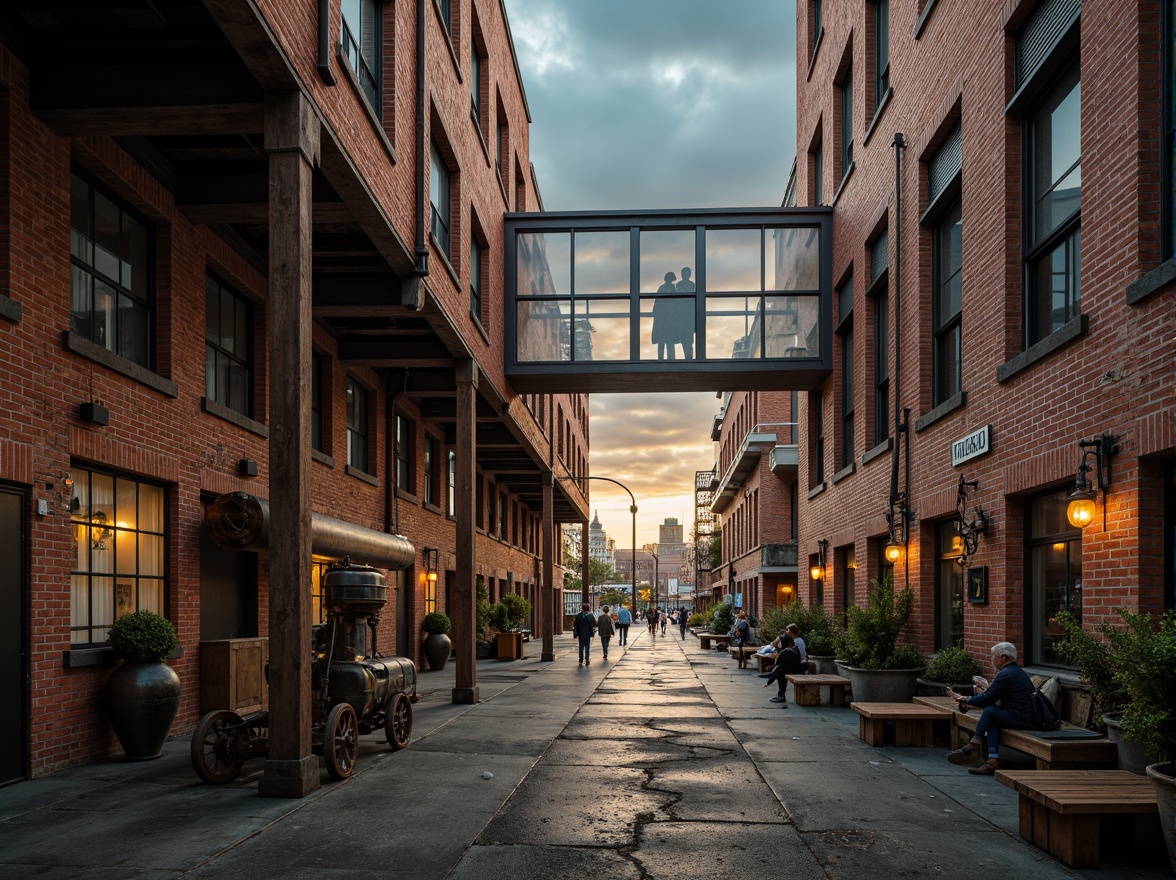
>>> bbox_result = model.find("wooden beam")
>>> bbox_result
[34,102,263,136]
[337,336,452,364]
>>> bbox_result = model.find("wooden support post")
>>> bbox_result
[259,90,320,799]
[541,473,555,661]
[452,363,479,704]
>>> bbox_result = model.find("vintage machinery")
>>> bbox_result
[192,558,418,783]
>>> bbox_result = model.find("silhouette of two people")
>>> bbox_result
[652,266,695,360]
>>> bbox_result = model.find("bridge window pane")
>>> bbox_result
[706,295,761,359]
[764,295,819,358]
[769,226,821,290]
[640,296,695,361]
[639,229,695,293]
[517,231,570,296]
[574,231,629,294]
[706,228,762,292]
[517,299,571,362]
[574,298,629,361]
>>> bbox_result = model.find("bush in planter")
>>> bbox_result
[709,602,735,636]
[921,646,981,685]
[498,592,531,631]
[108,610,179,661]
[105,611,181,760]
[422,611,452,635]
[1053,610,1127,722]
[1105,609,1176,763]
[839,574,920,670]
[687,609,709,628]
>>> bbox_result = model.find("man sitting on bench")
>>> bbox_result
[945,641,1034,776]
[762,633,804,705]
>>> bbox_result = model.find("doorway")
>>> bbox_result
[0,486,28,785]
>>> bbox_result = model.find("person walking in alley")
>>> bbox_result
[573,603,597,666]
[616,603,632,645]
[679,606,688,640]
[944,641,1035,776]
[597,605,616,660]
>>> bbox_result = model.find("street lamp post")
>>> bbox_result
[650,549,659,612]
[557,476,638,612]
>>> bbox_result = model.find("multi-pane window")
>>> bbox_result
[69,467,166,646]
[341,0,379,111]
[429,143,451,255]
[69,171,152,367]
[933,200,962,405]
[935,520,965,649]
[874,0,890,112]
[1027,489,1082,666]
[1026,63,1081,345]
[204,274,251,417]
[423,435,437,506]
[813,389,825,485]
[840,67,854,177]
[812,142,823,205]
[447,449,456,516]
[873,289,890,445]
[346,378,369,473]
[395,414,413,492]
[470,32,483,124]
[311,351,324,452]
[470,238,483,321]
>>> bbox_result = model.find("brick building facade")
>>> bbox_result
[792,0,1174,664]
[0,0,589,786]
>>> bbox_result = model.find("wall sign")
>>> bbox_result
[967,567,988,604]
[951,425,992,467]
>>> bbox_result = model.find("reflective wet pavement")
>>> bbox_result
[0,628,1169,879]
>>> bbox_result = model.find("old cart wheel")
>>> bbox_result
[324,703,359,780]
[191,710,245,784]
[384,691,413,751]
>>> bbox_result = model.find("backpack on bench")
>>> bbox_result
[1030,689,1061,730]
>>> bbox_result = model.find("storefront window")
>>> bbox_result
[1027,489,1082,666]
[936,520,965,649]
[69,466,166,646]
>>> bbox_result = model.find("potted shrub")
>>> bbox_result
[836,574,924,703]
[799,604,843,675]
[475,576,495,659]
[494,593,531,660]
[421,611,452,670]
[917,646,981,697]
[709,602,735,637]
[105,610,181,760]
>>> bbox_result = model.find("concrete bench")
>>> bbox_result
[786,673,849,707]
[996,769,1162,868]
[950,706,1117,770]
[850,701,953,746]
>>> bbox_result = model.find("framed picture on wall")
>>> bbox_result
[967,567,988,604]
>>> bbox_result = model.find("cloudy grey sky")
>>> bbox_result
[504,0,797,552]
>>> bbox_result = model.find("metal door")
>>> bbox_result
[0,487,28,785]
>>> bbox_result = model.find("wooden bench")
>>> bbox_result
[996,769,1162,868]
[850,702,953,747]
[786,673,850,707]
[951,706,1117,770]
[727,645,759,668]
[698,633,731,650]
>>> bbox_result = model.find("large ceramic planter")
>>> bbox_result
[421,633,452,670]
[916,677,972,697]
[1146,762,1176,872]
[808,655,839,676]
[838,663,923,704]
[1103,713,1156,775]
[105,660,182,760]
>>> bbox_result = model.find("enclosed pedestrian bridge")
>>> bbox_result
[505,208,833,393]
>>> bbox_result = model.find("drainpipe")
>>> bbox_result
[889,132,909,587]
[414,0,430,277]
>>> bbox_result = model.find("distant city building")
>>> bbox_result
[588,510,616,568]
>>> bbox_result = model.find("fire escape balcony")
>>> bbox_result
[505,208,833,394]
[711,426,781,514]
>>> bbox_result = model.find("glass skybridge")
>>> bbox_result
[504,208,833,393]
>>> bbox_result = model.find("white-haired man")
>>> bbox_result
[945,642,1035,776]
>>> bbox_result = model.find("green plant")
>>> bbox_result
[422,611,452,635]
[498,592,531,631]
[1103,609,1176,761]
[687,610,708,627]
[107,610,178,662]
[758,606,790,644]
[709,602,735,635]
[839,574,921,670]
[758,602,843,654]
[921,646,980,684]
[475,576,492,640]
[598,588,626,607]
[1053,610,1126,720]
